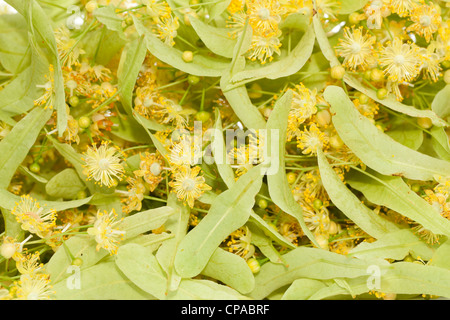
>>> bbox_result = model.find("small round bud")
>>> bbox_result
[29,163,41,174]
[195,111,211,122]
[76,189,88,200]
[376,88,388,100]
[182,51,194,63]
[417,117,433,129]
[316,109,331,127]
[1,243,16,259]
[247,258,260,274]
[248,83,263,99]
[442,60,450,69]
[370,68,384,82]
[286,172,297,184]
[125,16,134,26]
[78,116,91,129]
[69,95,80,107]
[150,162,162,176]
[85,0,98,12]
[188,74,200,85]
[411,184,421,193]
[363,70,372,80]
[329,135,344,149]
[72,258,83,266]
[328,221,339,235]
[404,255,415,262]
[257,198,268,209]
[358,93,370,104]
[66,80,78,91]
[37,157,44,165]
[330,65,345,80]
[348,12,361,25]
[313,198,323,210]
[315,234,329,250]
[444,70,450,84]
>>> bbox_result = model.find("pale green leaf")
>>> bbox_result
[338,0,369,14]
[348,229,434,261]
[201,247,255,294]
[346,169,450,238]
[230,24,315,84]
[385,122,423,150]
[174,164,265,278]
[0,107,51,189]
[93,5,123,32]
[432,84,450,120]
[317,149,399,238]
[281,279,327,300]
[323,85,450,181]
[115,243,168,299]
[52,261,154,300]
[266,90,320,247]
[250,246,387,299]
[45,168,86,199]
[344,75,448,127]
[117,36,147,116]
[189,16,236,58]
[133,15,229,77]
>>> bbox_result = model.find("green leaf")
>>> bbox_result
[201,247,255,294]
[0,107,51,189]
[313,15,340,67]
[93,5,124,32]
[348,229,434,261]
[281,279,327,300]
[189,16,236,59]
[133,15,229,77]
[167,279,250,300]
[1,208,23,240]
[347,169,450,238]
[430,240,450,269]
[155,194,190,294]
[429,126,450,161]
[385,122,423,150]
[344,75,448,127]
[317,149,398,238]
[206,0,232,19]
[248,212,296,249]
[250,246,387,299]
[432,84,450,120]
[110,114,152,144]
[45,168,86,199]
[117,36,148,116]
[52,261,155,300]
[230,24,315,84]
[338,0,369,14]
[174,164,265,278]
[119,206,176,240]
[266,90,320,247]
[323,85,450,181]
[247,221,285,265]
[19,165,48,184]
[0,14,30,74]
[115,243,168,299]
[211,109,235,187]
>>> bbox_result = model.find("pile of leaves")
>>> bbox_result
[0,0,450,300]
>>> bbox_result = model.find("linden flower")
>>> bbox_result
[11,274,54,300]
[134,152,165,192]
[226,226,255,260]
[297,124,329,155]
[16,252,43,276]
[169,134,203,167]
[169,165,212,208]
[145,0,171,21]
[247,31,282,64]
[378,38,420,83]
[389,0,419,17]
[418,46,442,82]
[301,201,331,234]
[407,5,442,43]
[12,195,57,238]
[82,142,125,187]
[120,176,146,214]
[364,0,391,29]
[336,27,377,70]
[287,84,318,140]
[87,209,125,255]
[34,65,55,109]
[247,0,284,36]
[155,15,179,46]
